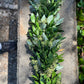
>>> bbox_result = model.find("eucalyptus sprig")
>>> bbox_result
[27,0,64,84]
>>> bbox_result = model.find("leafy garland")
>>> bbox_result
[27,0,64,84]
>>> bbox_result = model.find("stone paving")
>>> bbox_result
[0,0,18,84]
[0,52,8,84]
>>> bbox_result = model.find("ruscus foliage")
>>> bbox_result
[27,0,64,84]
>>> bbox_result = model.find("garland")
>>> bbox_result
[27,0,64,84]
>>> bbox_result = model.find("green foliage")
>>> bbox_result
[77,0,84,83]
[27,0,64,84]
[77,0,84,8]
[32,71,61,84]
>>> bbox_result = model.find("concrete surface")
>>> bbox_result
[0,9,9,84]
[0,52,8,84]
[17,0,32,84]
[0,0,18,84]
[60,0,79,84]
[0,9,9,42]
[17,0,79,84]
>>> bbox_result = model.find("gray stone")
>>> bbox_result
[17,0,32,84]
[60,0,79,84]
[0,52,8,84]
[0,10,9,42]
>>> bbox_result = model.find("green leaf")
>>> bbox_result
[78,3,82,7]
[40,76,44,84]
[31,13,35,23]
[46,77,51,84]
[36,22,40,29]
[40,23,46,29]
[52,0,54,3]
[77,25,80,31]
[54,8,60,15]
[54,13,60,23]
[40,81,44,84]
[27,40,32,46]
[37,57,41,67]
[56,64,63,71]
[56,18,64,26]
[52,71,56,79]
[56,72,61,84]
[34,81,39,84]
[32,75,38,80]
[47,15,53,24]
[51,40,60,48]
[79,73,84,83]
[32,25,36,32]
[48,0,50,3]
[41,15,46,22]
[52,77,57,84]
[42,32,48,41]
[79,58,84,65]
[36,13,39,17]
[29,32,33,37]
[36,30,39,35]
[33,40,37,45]
[81,30,84,36]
